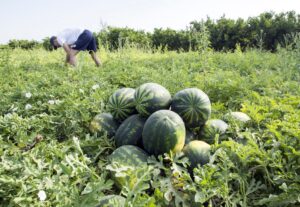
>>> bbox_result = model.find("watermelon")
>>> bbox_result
[224,112,251,123]
[134,83,172,117]
[114,114,146,147]
[142,110,185,156]
[109,145,148,166]
[185,130,196,145]
[108,145,148,187]
[171,88,211,128]
[183,140,211,169]
[200,119,228,143]
[96,195,125,207]
[89,113,119,137]
[107,88,136,121]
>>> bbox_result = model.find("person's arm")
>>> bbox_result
[62,43,76,66]
[90,51,102,67]
[65,53,70,64]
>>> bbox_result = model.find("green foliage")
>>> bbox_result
[97,27,151,50]
[151,28,190,51]
[8,39,40,50]
[41,37,54,51]
[0,46,299,206]
[95,11,300,52]
[192,11,300,51]
[0,136,114,207]
[189,20,211,52]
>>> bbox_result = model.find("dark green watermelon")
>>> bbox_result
[108,145,148,187]
[200,119,228,143]
[183,140,211,169]
[171,88,211,128]
[109,145,148,166]
[142,110,185,156]
[89,113,119,137]
[96,195,125,207]
[134,83,172,117]
[114,114,146,147]
[107,88,136,121]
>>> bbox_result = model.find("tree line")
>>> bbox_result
[3,11,300,52]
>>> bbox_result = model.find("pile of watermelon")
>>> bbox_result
[90,82,251,178]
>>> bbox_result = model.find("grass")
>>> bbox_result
[0,46,299,207]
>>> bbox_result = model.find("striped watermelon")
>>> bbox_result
[171,88,211,128]
[107,88,136,122]
[89,113,119,137]
[108,145,148,187]
[134,83,172,117]
[200,119,228,143]
[96,195,125,207]
[142,110,185,156]
[183,140,211,169]
[114,114,146,147]
[109,145,148,166]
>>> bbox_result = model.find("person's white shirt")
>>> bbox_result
[56,28,84,46]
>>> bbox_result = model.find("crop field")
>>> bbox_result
[0,46,299,207]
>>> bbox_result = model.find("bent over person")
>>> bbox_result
[50,28,101,66]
